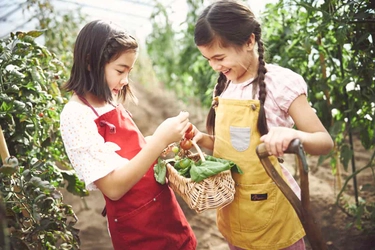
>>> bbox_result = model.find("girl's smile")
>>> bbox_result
[197,37,258,84]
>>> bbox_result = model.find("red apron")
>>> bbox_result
[81,97,196,250]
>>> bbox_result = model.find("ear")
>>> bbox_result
[246,33,256,51]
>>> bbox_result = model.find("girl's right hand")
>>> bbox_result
[192,125,215,151]
[153,111,190,147]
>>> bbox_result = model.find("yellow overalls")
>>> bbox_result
[214,97,305,250]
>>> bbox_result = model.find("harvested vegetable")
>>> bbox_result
[154,142,242,184]
[190,156,242,182]
[153,158,167,185]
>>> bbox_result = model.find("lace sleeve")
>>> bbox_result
[60,101,128,190]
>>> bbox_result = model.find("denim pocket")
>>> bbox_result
[229,126,250,152]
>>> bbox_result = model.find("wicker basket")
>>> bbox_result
[165,142,236,213]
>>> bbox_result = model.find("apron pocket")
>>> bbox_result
[229,126,250,152]
[237,182,277,232]
[112,190,165,234]
[109,188,188,248]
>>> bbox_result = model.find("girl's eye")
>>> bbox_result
[116,70,124,74]
[216,58,224,62]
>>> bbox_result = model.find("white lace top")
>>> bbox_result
[60,100,129,190]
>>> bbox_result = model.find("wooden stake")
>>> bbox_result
[0,126,10,163]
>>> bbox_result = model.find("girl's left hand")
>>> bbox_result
[260,127,300,157]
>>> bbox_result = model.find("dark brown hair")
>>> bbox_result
[194,0,268,136]
[64,20,138,103]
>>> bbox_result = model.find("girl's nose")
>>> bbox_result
[209,60,222,72]
[120,76,129,86]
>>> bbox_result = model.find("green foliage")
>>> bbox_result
[336,149,375,230]
[1,30,65,163]
[0,30,86,249]
[261,0,375,230]
[146,2,178,86]
[146,0,216,106]
[1,157,80,249]
[40,9,87,71]
[262,0,374,148]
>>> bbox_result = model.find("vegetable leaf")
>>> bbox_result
[205,155,243,174]
[190,156,242,182]
[153,158,167,184]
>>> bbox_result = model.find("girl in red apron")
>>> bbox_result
[60,20,196,250]
[191,1,333,249]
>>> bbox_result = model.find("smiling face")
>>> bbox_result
[197,36,258,84]
[104,50,137,97]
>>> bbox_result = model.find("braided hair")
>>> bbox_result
[194,0,268,136]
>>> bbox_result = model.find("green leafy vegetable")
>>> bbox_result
[190,156,242,182]
[205,155,243,174]
[153,154,242,184]
[153,158,167,184]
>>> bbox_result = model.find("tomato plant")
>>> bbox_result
[0,29,87,249]
[185,130,195,140]
[180,138,193,150]
[172,145,179,154]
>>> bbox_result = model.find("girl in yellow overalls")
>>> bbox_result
[191,1,334,249]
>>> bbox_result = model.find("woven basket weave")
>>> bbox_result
[165,143,236,213]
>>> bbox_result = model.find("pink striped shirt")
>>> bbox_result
[221,64,306,199]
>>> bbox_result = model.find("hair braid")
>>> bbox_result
[254,25,268,136]
[206,72,227,135]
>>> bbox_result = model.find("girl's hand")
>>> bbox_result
[191,125,203,143]
[260,127,300,157]
[153,111,190,147]
[191,125,215,151]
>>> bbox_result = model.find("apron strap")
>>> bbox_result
[77,95,100,117]
[76,94,117,217]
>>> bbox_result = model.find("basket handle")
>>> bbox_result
[192,141,205,162]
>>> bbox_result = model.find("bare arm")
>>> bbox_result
[260,95,333,156]
[290,95,333,154]
[95,112,190,201]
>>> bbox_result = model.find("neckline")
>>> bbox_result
[230,77,255,86]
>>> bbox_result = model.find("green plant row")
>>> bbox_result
[0,30,87,249]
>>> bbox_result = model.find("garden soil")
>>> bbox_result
[61,83,375,250]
